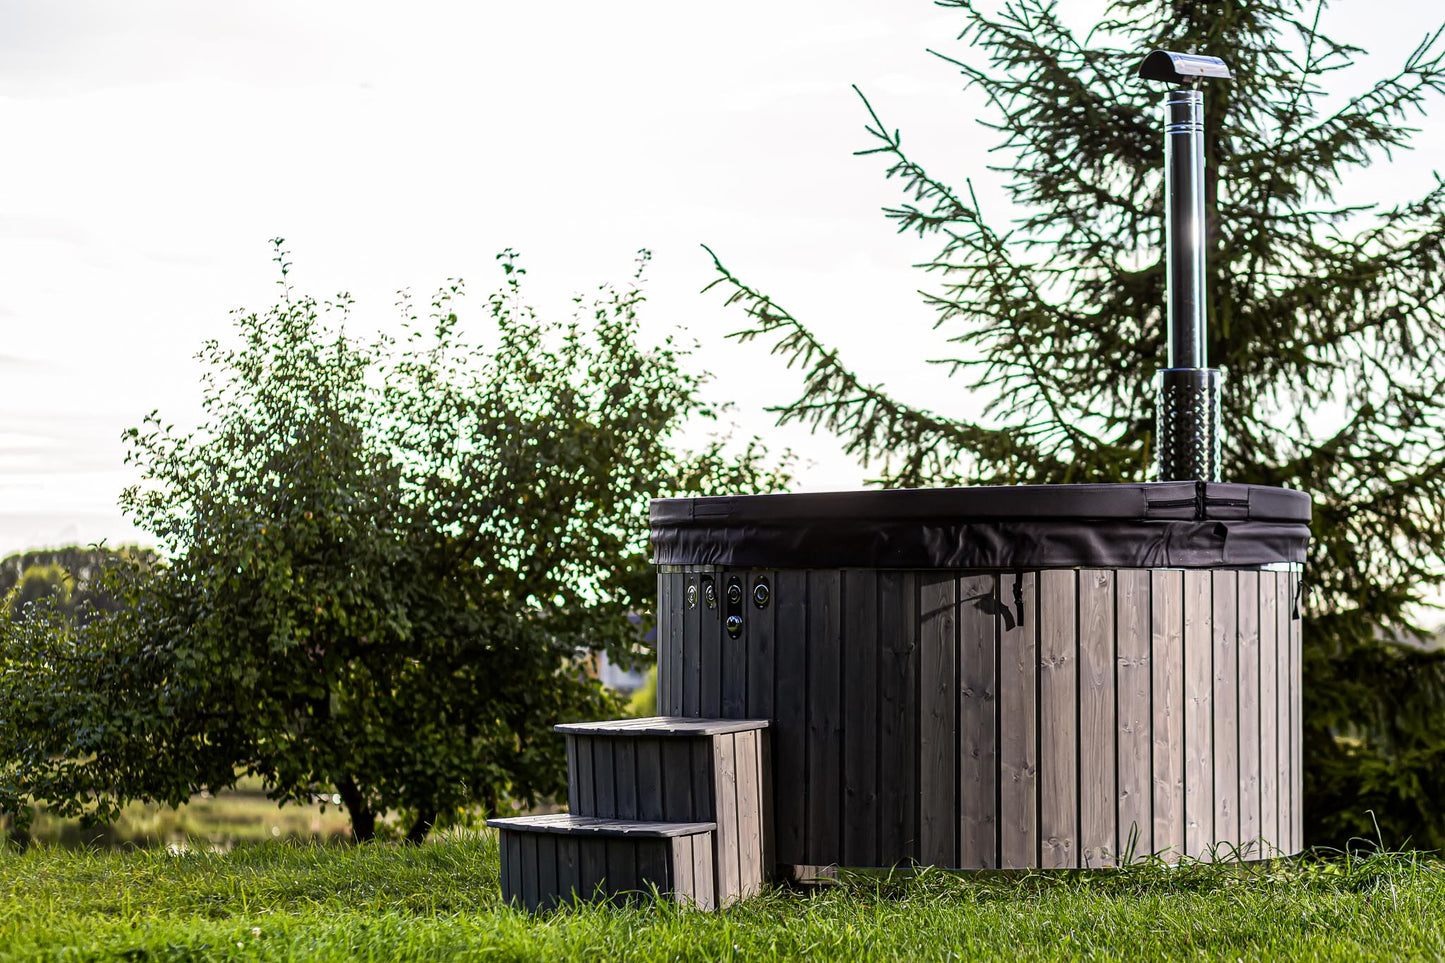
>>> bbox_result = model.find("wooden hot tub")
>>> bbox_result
[649,482,1309,872]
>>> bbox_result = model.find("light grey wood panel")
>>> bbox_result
[1212,571,1239,856]
[919,572,957,867]
[1116,569,1152,863]
[999,571,1038,869]
[959,573,999,870]
[1276,571,1292,855]
[1040,569,1078,870]
[1152,569,1185,863]
[773,570,808,865]
[759,730,775,877]
[593,737,616,818]
[1237,571,1262,857]
[615,738,638,820]
[736,729,764,897]
[1079,569,1115,868]
[746,571,777,721]
[1184,570,1214,860]
[842,570,880,867]
[684,574,701,716]
[537,834,558,910]
[635,737,664,822]
[713,731,740,904]
[692,831,716,910]
[806,570,843,864]
[1292,572,1304,854]
[722,577,748,718]
[671,835,694,907]
[1259,573,1279,854]
[877,571,918,864]
[701,576,722,718]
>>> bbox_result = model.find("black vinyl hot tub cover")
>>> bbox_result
[650,482,1310,570]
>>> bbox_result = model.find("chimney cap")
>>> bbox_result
[1138,50,1232,84]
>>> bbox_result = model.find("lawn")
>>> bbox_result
[1,836,1442,962]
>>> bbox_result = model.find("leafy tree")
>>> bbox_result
[0,546,154,623]
[708,1,1445,848]
[0,245,785,843]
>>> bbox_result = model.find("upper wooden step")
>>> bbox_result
[554,716,770,737]
[487,813,716,838]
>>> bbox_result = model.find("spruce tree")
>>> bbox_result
[707,0,1445,848]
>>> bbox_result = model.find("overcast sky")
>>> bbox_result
[2,0,1442,557]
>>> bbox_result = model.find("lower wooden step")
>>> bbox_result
[488,814,717,912]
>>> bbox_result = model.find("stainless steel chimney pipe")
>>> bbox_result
[1138,50,1231,483]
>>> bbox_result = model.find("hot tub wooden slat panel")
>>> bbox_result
[1276,571,1292,855]
[684,575,701,717]
[712,732,739,901]
[806,570,843,864]
[615,739,639,820]
[1116,569,1152,862]
[722,579,747,719]
[773,570,808,866]
[702,576,722,718]
[1041,569,1078,869]
[1152,570,1185,862]
[1260,576,1279,854]
[636,737,664,822]
[746,572,777,722]
[919,573,958,866]
[1291,572,1303,853]
[999,571,1038,869]
[959,573,999,870]
[594,737,617,818]
[658,576,674,715]
[1212,571,1239,855]
[1237,571,1262,857]
[842,570,880,866]
[1184,571,1214,860]
[1079,570,1115,868]
[878,571,919,865]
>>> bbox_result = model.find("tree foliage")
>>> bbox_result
[708,0,1445,847]
[0,245,786,842]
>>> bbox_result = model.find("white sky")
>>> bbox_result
[1,0,1442,557]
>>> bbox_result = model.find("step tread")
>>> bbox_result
[554,716,770,737]
[488,813,717,838]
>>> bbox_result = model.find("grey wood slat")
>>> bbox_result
[842,570,880,867]
[1276,571,1292,855]
[1292,572,1304,855]
[1183,570,1214,860]
[671,835,694,908]
[538,834,558,910]
[636,737,665,822]
[722,578,748,719]
[1259,572,1279,855]
[701,575,723,717]
[671,573,686,716]
[759,729,776,878]
[556,836,580,908]
[566,735,579,815]
[684,574,702,716]
[773,569,808,866]
[691,737,713,822]
[614,738,638,820]
[1116,569,1152,863]
[1237,570,1262,857]
[575,736,596,818]
[593,737,617,819]
[581,836,607,902]
[735,729,764,896]
[1040,569,1078,870]
[521,832,541,911]
[806,569,843,865]
[636,838,671,901]
[692,831,716,910]
[1152,569,1185,863]
[959,573,998,870]
[606,838,637,906]
[557,717,771,736]
[713,731,741,904]
[1212,571,1239,857]
[504,831,523,907]
[878,571,918,865]
[1078,570,1115,868]
[661,737,694,821]
[999,571,1038,870]
[919,572,958,867]
[747,572,777,723]
[657,575,672,717]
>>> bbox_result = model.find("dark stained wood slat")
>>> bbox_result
[521,833,541,911]
[1291,571,1304,854]
[581,836,607,901]
[565,735,579,815]
[1116,569,1152,863]
[684,574,702,716]
[877,571,918,865]
[806,570,843,865]
[999,571,1038,870]
[575,736,596,818]
[661,738,694,821]
[1212,571,1239,856]
[842,570,880,867]
[635,839,671,901]
[691,737,713,822]
[505,830,523,907]
[919,573,958,867]
[1078,570,1115,868]
[670,574,686,715]
[593,737,617,819]
[747,572,777,722]
[735,729,765,896]
[958,573,998,870]
[1152,569,1185,863]
[1276,571,1292,855]
[556,836,581,908]
[606,838,637,906]
[1259,573,1279,854]
[538,834,558,910]
[635,738,665,822]
[1237,571,1262,857]
[773,570,808,866]
[1040,569,1078,870]
[1183,570,1214,860]
[713,731,741,903]
[701,575,723,718]
[722,578,748,718]
[657,575,672,716]
[614,738,638,820]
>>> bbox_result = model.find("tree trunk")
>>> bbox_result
[405,809,436,845]
[336,776,376,843]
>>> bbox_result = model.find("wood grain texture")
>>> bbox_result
[999,571,1037,869]
[1212,571,1239,855]
[614,739,638,820]
[701,576,722,718]
[1259,574,1279,854]
[1291,572,1304,854]
[1237,571,1262,858]
[1276,571,1292,855]
[712,731,740,903]
[842,570,880,867]
[671,835,694,908]
[581,834,607,902]
[635,737,664,822]
[746,572,777,722]
[806,570,843,865]
[538,835,558,910]
[722,577,748,718]
[692,831,716,910]
[605,838,637,906]
[919,573,958,867]
[877,571,918,865]
[1183,570,1213,860]
[1152,570,1184,862]
[556,836,580,908]
[1116,569,1152,863]
[772,569,808,866]
[684,574,701,717]
[1078,570,1115,868]
[661,738,693,821]
[958,573,998,870]
[574,737,596,817]
[735,729,764,897]
[1040,569,1078,870]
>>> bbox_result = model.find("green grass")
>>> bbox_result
[1,836,1442,961]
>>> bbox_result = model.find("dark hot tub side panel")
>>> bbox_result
[656,567,1302,870]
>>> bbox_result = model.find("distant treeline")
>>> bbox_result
[0,545,155,623]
